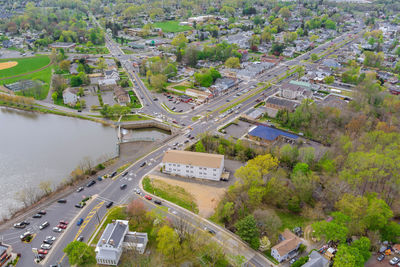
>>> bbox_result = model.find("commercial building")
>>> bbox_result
[162,150,224,181]
[248,125,298,145]
[0,242,13,267]
[49,42,76,49]
[96,220,148,266]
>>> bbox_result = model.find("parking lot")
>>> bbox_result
[223,120,255,139]
[158,92,196,113]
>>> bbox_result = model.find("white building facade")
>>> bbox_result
[162,150,224,181]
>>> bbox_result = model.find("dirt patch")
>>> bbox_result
[148,174,226,218]
[0,61,18,70]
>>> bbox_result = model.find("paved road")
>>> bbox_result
[0,17,364,267]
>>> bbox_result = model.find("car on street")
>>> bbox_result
[134,188,141,194]
[154,200,162,205]
[204,227,216,235]
[32,213,42,218]
[75,203,85,208]
[77,236,84,242]
[52,227,62,233]
[377,254,385,261]
[59,220,68,225]
[46,236,56,241]
[106,201,113,208]
[43,239,54,245]
[122,172,128,177]
[76,187,84,192]
[120,184,127,190]
[390,257,400,265]
[57,199,67,203]
[97,176,103,181]
[20,231,32,241]
[37,249,48,255]
[145,195,152,200]
[77,218,84,226]
[14,221,29,229]
[140,162,146,167]
[38,210,47,215]
[39,221,50,230]
[110,171,117,177]
[86,180,96,187]
[41,244,52,250]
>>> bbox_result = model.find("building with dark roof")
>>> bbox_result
[49,42,76,49]
[248,125,298,144]
[265,96,298,112]
[0,242,13,267]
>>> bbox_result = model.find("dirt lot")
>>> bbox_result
[0,61,17,70]
[149,159,244,218]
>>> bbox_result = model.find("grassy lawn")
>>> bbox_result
[191,115,201,121]
[143,177,198,213]
[0,65,53,100]
[153,21,192,33]
[173,85,189,91]
[0,55,50,79]
[276,211,310,231]
[128,90,142,108]
[120,114,149,122]
[122,49,134,54]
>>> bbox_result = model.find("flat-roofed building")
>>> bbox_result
[0,242,13,267]
[161,150,224,181]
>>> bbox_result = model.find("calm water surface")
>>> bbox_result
[0,107,118,219]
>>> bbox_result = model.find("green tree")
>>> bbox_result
[280,144,298,168]
[96,57,107,71]
[324,76,335,84]
[279,7,291,20]
[70,75,82,87]
[59,60,71,72]
[333,244,364,267]
[195,140,206,152]
[312,212,349,243]
[351,237,371,262]
[310,53,319,61]
[64,241,96,266]
[171,33,188,48]
[380,221,400,243]
[220,202,234,223]
[51,92,58,102]
[225,57,240,68]
[150,74,167,92]
[157,225,181,264]
[235,215,260,249]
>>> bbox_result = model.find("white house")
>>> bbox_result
[161,150,224,181]
[95,220,148,266]
[105,69,120,81]
[62,88,79,105]
[271,229,302,263]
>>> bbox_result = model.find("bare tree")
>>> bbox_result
[15,186,39,207]
[79,156,94,174]
[39,180,52,196]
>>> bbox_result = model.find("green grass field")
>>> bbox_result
[153,21,192,33]
[0,56,51,79]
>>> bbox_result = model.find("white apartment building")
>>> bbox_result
[161,150,224,181]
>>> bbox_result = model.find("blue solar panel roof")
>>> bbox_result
[249,125,298,141]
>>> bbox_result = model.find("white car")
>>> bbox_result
[390,257,400,265]
[40,243,52,250]
[45,236,56,241]
[52,227,62,233]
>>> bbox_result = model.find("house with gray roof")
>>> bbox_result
[302,250,329,267]
[95,220,148,266]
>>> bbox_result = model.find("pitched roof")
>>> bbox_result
[162,150,224,169]
[272,229,302,257]
[265,97,298,110]
[303,251,329,267]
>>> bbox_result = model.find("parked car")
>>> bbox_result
[57,224,67,229]
[77,218,84,226]
[106,201,113,208]
[204,227,216,235]
[45,236,56,241]
[57,199,67,203]
[154,200,162,205]
[38,210,47,215]
[76,187,84,192]
[134,188,141,194]
[40,244,52,250]
[120,184,127,190]
[37,249,48,255]
[52,227,62,233]
[59,220,68,225]
[145,195,152,200]
[97,176,103,181]
[14,222,28,229]
[122,172,128,177]
[86,180,96,187]
[32,213,42,219]
[77,236,84,242]
[110,171,117,178]
[390,257,400,265]
[140,162,146,167]
[377,254,385,262]
[39,221,50,230]
[43,239,54,245]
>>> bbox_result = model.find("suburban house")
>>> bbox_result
[248,125,298,145]
[271,229,302,263]
[69,63,79,75]
[114,86,130,105]
[279,83,312,100]
[96,220,148,266]
[105,69,120,81]
[49,42,76,49]
[62,88,79,105]
[161,150,224,181]
[302,250,329,267]
[265,96,298,113]
[99,79,117,91]
[0,242,13,267]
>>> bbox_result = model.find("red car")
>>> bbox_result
[57,224,67,229]
[59,220,69,225]
[144,195,152,200]
[38,249,48,255]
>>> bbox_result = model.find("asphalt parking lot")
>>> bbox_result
[158,92,195,113]
[223,120,255,139]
